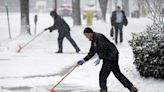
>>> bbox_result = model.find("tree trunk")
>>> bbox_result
[122,0,129,17]
[99,0,108,22]
[54,0,57,11]
[20,0,31,35]
[136,0,142,17]
[72,0,81,26]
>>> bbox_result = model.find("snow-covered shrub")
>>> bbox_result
[129,23,164,79]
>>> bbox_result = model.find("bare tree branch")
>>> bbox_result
[143,0,163,23]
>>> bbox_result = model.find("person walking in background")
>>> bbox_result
[44,10,80,53]
[77,27,138,92]
[111,6,128,44]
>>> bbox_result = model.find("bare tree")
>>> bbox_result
[72,0,81,25]
[99,0,108,21]
[143,0,164,23]
[122,0,129,16]
[135,0,149,17]
[20,0,31,35]
[54,0,57,11]
[135,0,143,17]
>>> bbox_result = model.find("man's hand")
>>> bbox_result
[77,60,85,65]
[44,28,49,31]
[94,58,101,66]
[44,28,53,32]
[124,22,128,26]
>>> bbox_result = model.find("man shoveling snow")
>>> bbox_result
[77,27,138,92]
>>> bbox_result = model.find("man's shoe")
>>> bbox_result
[56,51,63,53]
[100,89,107,92]
[130,86,138,92]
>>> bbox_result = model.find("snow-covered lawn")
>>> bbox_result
[0,13,164,92]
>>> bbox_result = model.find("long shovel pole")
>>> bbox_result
[50,64,79,92]
[17,30,45,53]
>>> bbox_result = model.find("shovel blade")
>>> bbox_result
[50,88,55,92]
[17,45,22,53]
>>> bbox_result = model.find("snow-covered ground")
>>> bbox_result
[0,13,164,92]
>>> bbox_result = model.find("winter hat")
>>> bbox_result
[50,10,57,16]
[83,27,94,33]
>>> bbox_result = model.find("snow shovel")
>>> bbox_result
[17,30,45,53]
[50,64,79,92]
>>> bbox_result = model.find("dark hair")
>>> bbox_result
[84,27,94,33]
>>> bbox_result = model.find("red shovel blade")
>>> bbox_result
[50,88,55,92]
[16,45,22,53]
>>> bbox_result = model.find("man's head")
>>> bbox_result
[50,10,58,18]
[116,6,121,11]
[83,27,94,41]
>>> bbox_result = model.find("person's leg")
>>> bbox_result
[118,24,123,43]
[99,61,112,91]
[111,55,133,90]
[65,32,80,52]
[57,33,64,53]
[114,25,119,44]
[120,29,123,43]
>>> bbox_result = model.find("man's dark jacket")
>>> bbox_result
[84,32,119,61]
[111,10,128,26]
[47,13,70,33]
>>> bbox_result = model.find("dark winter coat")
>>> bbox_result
[47,13,70,33]
[84,32,119,61]
[111,10,128,26]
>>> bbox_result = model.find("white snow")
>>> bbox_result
[0,13,164,92]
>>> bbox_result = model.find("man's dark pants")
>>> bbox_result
[114,23,123,44]
[58,31,80,52]
[99,54,133,91]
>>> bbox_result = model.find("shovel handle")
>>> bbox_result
[21,30,45,49]
[52,64,79,89]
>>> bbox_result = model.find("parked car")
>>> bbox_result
[82,4,101,20]
[58,4,72,17]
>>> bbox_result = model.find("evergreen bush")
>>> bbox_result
[129,23,164,78]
